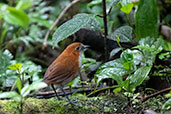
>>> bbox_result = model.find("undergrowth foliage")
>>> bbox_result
[0,0,170,112]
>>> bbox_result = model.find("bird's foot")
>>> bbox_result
[64,100,78,106]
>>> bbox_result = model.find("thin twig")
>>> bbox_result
[42,0,80,49]
[87,85,119,97]
[102,0,109,61]
[142,87,171,102]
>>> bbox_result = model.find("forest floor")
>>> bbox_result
[0,94,170,114]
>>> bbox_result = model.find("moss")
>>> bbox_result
[142,95,166,113]
[0,100,20,114]
[0,94,169,114]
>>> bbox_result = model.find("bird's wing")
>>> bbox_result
[43,59,77,85]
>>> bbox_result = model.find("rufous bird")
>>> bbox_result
[43,42,89,104]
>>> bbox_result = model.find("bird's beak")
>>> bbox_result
[81,45,90,51]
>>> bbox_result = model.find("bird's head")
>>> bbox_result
[64,42,89,56]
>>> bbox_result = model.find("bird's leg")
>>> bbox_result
[60,87,77,105]
[51,84,61,100]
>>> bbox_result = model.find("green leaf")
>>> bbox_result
[125,66,152,92]
[21,85,30,97]
[16,77,22,93]
[29,16,51,28]
[21,81,47,97]
[29,81,47,91]
[135,0,158,40]
[4,6,29,27]
[95,59,130,86]
[162,99,171,110]
[15,0,32,10]
[110,0,121,7]
[120,3,133,14]
[52,13,100,46]
[109,26,132,42]
[120,49,135,71]
[107,0,121,12]
[0,91,19,99]
[67,76,80,86]
[113,87,122,93]
[8,64,22,70]
[88,0,102,7]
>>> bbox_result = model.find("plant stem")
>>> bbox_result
[87,85,119,97]
[102,0,109,62]
[20,98,23,114]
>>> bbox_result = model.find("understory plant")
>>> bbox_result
[0,63,47,113]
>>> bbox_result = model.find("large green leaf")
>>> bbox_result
[125,66,152,92]
[4,6,29,27]
[52,13,100,46]
[95,59,130,86]
[109,26,132,42]
[135,0,158,40]
[15,0,32,10]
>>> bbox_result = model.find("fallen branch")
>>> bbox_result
[42,0,80,49]
[36,86,94,99]
[142,87,171,102]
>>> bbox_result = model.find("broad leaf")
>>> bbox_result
[135,0,158,40]
[29,81,47,91]
[109,26,132,42]
[95,59,130,86]
[0,91,20,101]
[15,0,33,10]
[21,85,30,97]
[4,6,29,27]
[52,13,100,46]
[125,66,152,92]
[0,91,19,99]
[21,82,47,97]
[108,0,121,12]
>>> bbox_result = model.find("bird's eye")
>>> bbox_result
[75,46,81,50]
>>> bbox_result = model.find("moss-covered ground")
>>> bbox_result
[0,94,170,114]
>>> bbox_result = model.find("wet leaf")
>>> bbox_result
[125,66,152,92]
[109,26,132,42]
[52,13,100,47]
[135,0,158,40]
[95,59,129,86]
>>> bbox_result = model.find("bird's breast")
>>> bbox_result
[79,54,82,69]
